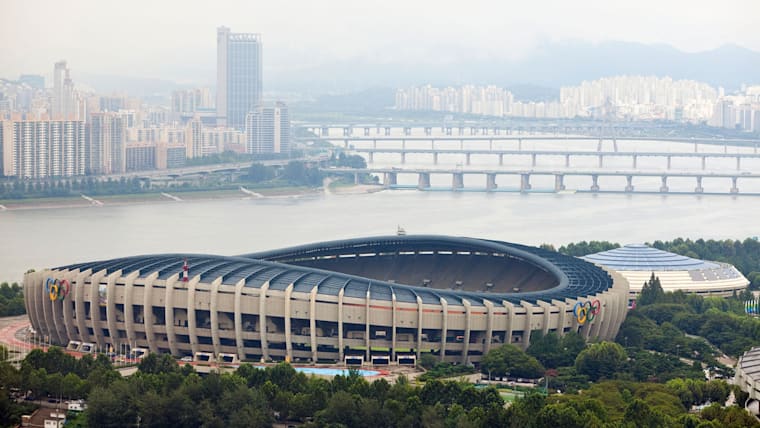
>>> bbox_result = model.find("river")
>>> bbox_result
[1,136,758,282]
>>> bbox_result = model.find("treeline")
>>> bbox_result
[1,347,752,428]
[0,283,24,316]
[0,176,147,199]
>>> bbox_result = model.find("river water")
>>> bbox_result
[1,136,758,282]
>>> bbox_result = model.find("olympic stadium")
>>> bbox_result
[582,244,748,303]
[24,236,629,366]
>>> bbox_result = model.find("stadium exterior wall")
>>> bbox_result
[24,240,629,365]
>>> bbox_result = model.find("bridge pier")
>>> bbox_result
[598,155,604,168]
[384,127,391,136]
[445,127,452,136]
[321,126,329,136]
[590,175,600,192]
[565,155,571,167]
[632,155,637,169]
[466,153,471,166]
[344,139,349,149]
[660,176,669,193]
[731,177,739,194]
[424,127,432,136]
[452,173,464,190]
[736,156,741,170]
[499,154,504,166]
[470,127,477,135]
[418,173,430,190]
[694,142,699,153]
[402,139,406,150]
[494,127,500,135]
[486,173,497,191]
[459,139,464,150]
[724,143,728,154]
[597,139,603,152]
[554,174,565,192]
[695,177,704,193]
[343,127,351,136]
[489,139,493,151]
[372,139,377,149]
[458,127,464,136]
[482,127,488,135]
[354,172,360,185]
[368,152,374,163]
[701,156,706,170]
[625,176,634,192]
[520,174,531,192]
[433,153,438,165]
[404,127,412,136]
[383,172,397,188]
[518,138,522,151]
[666,156,672,169]
[400,153,406,164]
[364,127,370,136]
[531,153,537,167]
[613,139,618,152]
[431,139,435,150]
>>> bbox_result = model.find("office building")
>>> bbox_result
[245,102,290,154]
[52,61,81,120]
[216,26,263,130]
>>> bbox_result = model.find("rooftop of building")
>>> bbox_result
[581,244,722,272]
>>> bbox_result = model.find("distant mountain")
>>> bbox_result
[268,41,760,95]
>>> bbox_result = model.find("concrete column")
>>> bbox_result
[321,127,329,136]
[404,127,411,136]
[310,285,319,362]
[89,270,107,351]
[418,172,430,190]
[590,175,600,192]
[731,177,739,194]
[210,277,222,358]
[439,297,448,362]
[736,156,741,170]
[142,272,158,353]
[484,301,494,355]
[368,152,374,163]
[552,300,568,337]
[694,142,698,153]
[466,153,471,165]
[391,291,397,362]
[462,300,472,364]
[598,155,604,168]
[458,127,464,136]
[431,139,435,150]
[424,127,431,135]
[667,156,672,169]
[400,153,406,164]
[259,281,270,360]
[402,139,406,150]
[365,288,371,361]
[384,127,390,136]
[164,274,179,356]
[565,154,570,167]
[416,296,424,360]
[537,301,552,336]
[459,139,464,150]
[383,172,397,188]
[632,155,637,169]
[372,139,377,149]
[233,279,245,361]
[123,271,139,351]
[49,272,67,345]
[186,276,200,358]
[343,139,349,149]
[701,156,706,170]
[520,302,534,350]
[503,301,515,345]
[554,174,565,192]
[452,172,464,190]
[489,139,493,151]
[64,270,84,341]
[518,138,522,151]
[486,173,497,191]
[354,173,360,185]
[660,176,669,193]
[338,288,345,361]
[499,154,504,166]
[531,153,537,167]
[597,139,603,151]
[695,176,704,193]
[433,153,438,165]
[364,127,370,136]
[103,271,121,350]
[520,174,531,192]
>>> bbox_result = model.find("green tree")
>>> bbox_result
[481,344,545,379]
[575,342,627,381]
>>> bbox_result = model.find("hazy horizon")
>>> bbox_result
[2,0,759,88]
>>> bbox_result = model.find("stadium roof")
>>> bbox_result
[582,244,720,271]
[55,235,614,307]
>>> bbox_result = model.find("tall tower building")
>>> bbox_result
[52,61,80,120]
[245,102,290,154]
[88,113,125,175]
[216,26,262,130]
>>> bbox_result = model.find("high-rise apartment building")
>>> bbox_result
[245,102,290,154]
[88,113,125,175]
[1,119,85,178]
[216,26,262,130]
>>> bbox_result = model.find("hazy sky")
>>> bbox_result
[1,0,758,83]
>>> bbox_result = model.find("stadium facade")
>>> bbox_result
[582,244,748,302]
[24,236,629,365]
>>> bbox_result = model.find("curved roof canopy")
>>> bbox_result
[582,244,719,271]
[55,235,614,307]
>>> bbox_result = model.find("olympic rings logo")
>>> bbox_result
[45,278,71,301]
[573,300,601,324]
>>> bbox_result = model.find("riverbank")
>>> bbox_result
[0,183,386,211]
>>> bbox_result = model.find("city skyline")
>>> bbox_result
[1,1,759,87]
